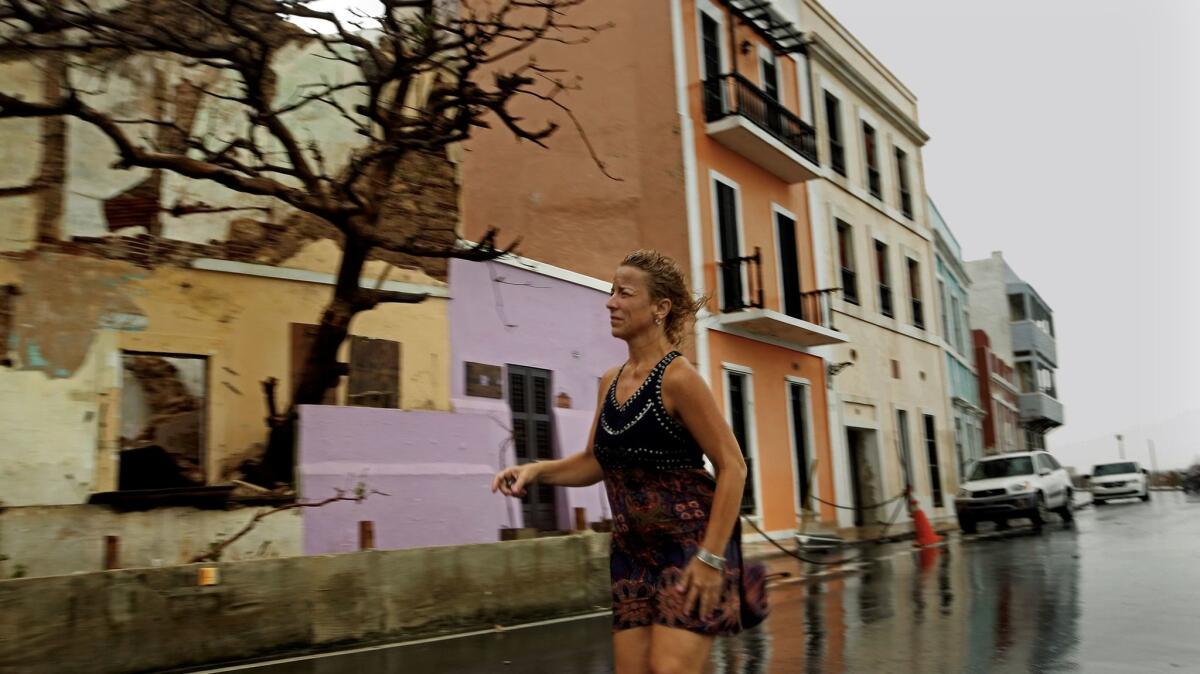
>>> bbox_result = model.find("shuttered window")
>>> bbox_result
[508,365,557,530]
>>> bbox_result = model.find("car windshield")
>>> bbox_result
[1094,462,1138,476]
[969,457,1034,480]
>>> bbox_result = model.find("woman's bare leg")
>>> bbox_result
[614,626,653,674]
[647,625,715,674]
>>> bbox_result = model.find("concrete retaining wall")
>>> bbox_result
[0,532,611,674]
[0,504,302,580]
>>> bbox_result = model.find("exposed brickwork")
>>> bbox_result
[3,147,461,280]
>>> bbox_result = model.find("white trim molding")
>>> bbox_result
[191,258,451,298]
[491,251,612,293]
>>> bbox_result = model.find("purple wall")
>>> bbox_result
[298,405,510,554]
[297,259,627,554]
[449,259,626,530]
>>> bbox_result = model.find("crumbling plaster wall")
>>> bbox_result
[0,254,451,507]
[0,37,461,507]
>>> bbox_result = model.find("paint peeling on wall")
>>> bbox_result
[6,253,146,378]
[0,49,461,282]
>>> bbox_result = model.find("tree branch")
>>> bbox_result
[189,484,388,563]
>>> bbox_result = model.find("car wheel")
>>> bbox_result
[1031,494,1049,532]
[1141,489,1151,502]
[959,517,977,534]
[1055,490,1075,525]
[1093,498,1106,506]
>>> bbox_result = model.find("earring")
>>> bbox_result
[655,317,662,325]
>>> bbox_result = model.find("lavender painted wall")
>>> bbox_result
[449,259,626,530]
[298,405,509,554]
[297,259,627,554]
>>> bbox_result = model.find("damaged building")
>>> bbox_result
[0,39,459,576]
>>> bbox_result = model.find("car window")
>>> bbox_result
[1044,454,1062,471]
[969,457,1034,480]
[1033,455,1049,474]
[1094,462,1138,476]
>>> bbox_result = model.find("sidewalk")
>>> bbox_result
[743,517,960,563]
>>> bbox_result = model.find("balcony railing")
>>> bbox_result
[704,73,818,164]
[717,247,765,313]
[879,284,894,317]
[797,287,841,330]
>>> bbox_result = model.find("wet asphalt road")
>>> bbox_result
[201,491,1200,674]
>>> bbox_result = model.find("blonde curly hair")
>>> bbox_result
[620,250,706,345]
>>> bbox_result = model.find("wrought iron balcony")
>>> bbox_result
[703,73,820,183]
[715,249,847,348]
[717,247,766,313]
[795,288,841,332]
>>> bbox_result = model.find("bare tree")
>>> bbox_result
[0,0,606,485]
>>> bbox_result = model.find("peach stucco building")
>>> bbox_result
[461,0,953,538]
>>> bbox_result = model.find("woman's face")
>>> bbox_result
[607,266,665,341]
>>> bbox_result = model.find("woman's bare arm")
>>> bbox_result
[492,367,618,495]
[662,357,748,556]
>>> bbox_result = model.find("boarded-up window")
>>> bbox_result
[347,336,401,408]
[290,323,337,405]
[119,353,207,489]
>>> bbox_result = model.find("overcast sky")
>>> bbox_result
[312,1,1200,470]
[818,0,1200,470]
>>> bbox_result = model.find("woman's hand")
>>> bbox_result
[677,556,724,618]
[490,462,542,498]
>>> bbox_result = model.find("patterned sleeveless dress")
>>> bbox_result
[594,350,768,636]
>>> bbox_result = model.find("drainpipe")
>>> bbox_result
[669,0,710,387]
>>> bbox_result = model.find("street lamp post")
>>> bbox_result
[1116,433,1125,460]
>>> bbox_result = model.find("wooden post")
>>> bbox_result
[358,521,375,550]
[574,507,587,532]
[104,535,119,570]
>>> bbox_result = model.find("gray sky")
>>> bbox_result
[314,1,1200,470]
[818,0,1200,470]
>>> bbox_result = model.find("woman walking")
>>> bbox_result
[492,250,767,674]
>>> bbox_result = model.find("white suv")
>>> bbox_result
[954,451,1074,533]
[1088,461,1151,504]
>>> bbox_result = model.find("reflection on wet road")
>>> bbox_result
[207,492,1200,673]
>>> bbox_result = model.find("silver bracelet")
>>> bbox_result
[695,547,726,572]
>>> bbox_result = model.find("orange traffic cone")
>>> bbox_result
[910,498,943,548]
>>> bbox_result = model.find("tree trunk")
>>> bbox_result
[260,234,370,485]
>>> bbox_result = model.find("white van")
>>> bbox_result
[1087,461,1150,504]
